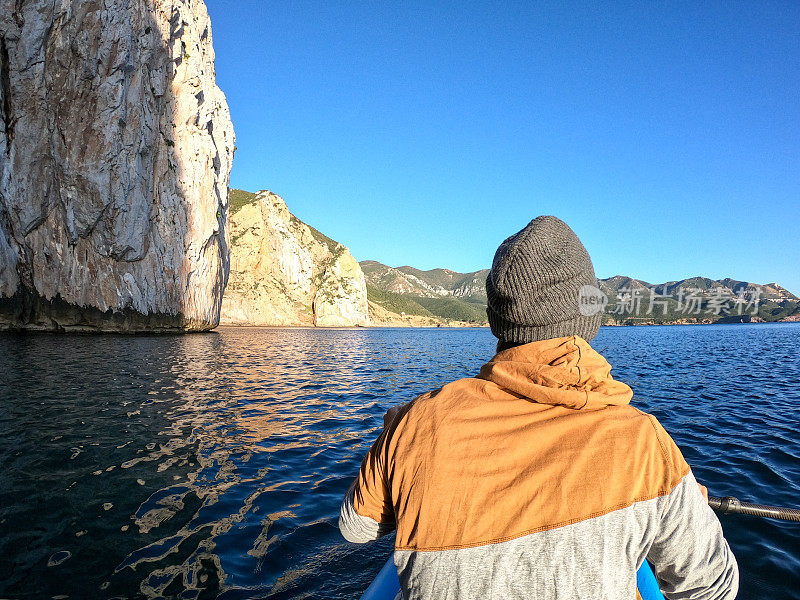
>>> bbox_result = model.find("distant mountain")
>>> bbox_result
[599,276,797,301]
[599,275,799,325]
[360,261,488,301]
[361,261,800,326]
[360,261,489,323]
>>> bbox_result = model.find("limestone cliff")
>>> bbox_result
[220,191,369,327]
[0,0,234,331]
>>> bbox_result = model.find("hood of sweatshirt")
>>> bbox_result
[477,335,633,410]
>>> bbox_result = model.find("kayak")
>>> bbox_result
[361,556,666,600]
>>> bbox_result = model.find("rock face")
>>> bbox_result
[220,191,369,327]
[0,0,234,331]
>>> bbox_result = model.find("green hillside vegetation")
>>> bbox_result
[755,300,800,321]
[412,296,488,322]
[366,285,488,323]
[366,285,434,317]
[229,189,257,213]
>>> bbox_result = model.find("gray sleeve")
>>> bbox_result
[338,484,396,544]
[648,471,739,600]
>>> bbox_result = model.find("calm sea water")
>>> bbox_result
[1,324,798,599]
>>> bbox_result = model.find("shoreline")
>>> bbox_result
[216,323,490,330]
[2,320,797,336]
[216,320,800,330]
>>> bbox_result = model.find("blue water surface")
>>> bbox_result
[0,324,798,599]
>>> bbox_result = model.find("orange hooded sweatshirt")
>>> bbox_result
[340,336,738,600]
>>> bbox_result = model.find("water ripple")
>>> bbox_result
[0,324,798,599]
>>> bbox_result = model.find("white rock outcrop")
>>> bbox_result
[0,0,234,331]
[221,191,370,327]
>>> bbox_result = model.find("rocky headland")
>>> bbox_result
[220,190,369,327]
[0,0,234,332]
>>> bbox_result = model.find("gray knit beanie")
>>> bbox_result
[486,216,601,344]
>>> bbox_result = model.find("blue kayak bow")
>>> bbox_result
[361,556,665,600]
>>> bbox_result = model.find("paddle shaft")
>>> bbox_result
[708,496,800,522]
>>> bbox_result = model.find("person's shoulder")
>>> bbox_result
[626,406,677,442]
[383,385,447,431]
[388,376,486,431]
[591,403,658,431]
[605,404,668,430]
[623,406,691,482]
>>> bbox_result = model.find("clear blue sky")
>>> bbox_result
[206,1,799,293]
